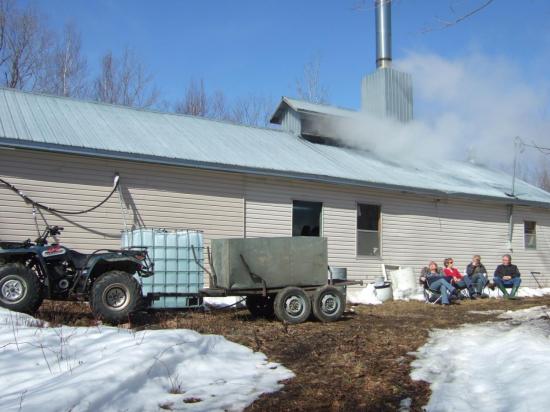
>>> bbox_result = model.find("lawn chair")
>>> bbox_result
[419,275,443,304]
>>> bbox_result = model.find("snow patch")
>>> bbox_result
[0,308,293,412]
[203,296,246,310]
[347,283,382,305]
[411,306,550,411]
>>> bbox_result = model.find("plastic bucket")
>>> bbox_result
[374,281,393,302]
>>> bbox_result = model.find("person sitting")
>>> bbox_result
[494,254,521,299]
[443,258,476,299]
[465,255,489,298]
[420,261,456,305]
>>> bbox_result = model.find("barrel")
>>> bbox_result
[373,277,393,302]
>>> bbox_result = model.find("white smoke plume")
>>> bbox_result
[333,51,550,176]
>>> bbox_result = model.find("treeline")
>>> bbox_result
[0,0,328,127]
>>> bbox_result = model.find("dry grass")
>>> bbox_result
[36,296,550,411]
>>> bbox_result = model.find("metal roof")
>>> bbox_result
[1,87,550,207]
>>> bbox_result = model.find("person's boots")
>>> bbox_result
[497,284,509,298]
[509,284,520,300]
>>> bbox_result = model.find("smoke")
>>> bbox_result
[334,51,550,173]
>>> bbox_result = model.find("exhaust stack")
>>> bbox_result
[375,0,392,68]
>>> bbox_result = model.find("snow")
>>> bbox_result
[411,306,550,412]
[0,308,293,412]
[347,283,383,305]
[203,296,246,310]
[349,285,550,306]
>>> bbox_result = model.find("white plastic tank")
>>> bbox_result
[121,228,204,309]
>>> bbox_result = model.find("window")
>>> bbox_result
[357,204,381,256]
[524,221,537,249]
[292,201,322,236]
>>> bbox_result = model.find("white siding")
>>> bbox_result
[2,148,550,288]
[0,149,245,254]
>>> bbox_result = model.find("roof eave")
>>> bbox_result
[2,138,549,210]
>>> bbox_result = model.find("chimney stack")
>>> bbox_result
[361,0,413,122]
[375,0,392,69]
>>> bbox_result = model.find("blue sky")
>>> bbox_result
[28,0,550,111]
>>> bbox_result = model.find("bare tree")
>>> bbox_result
[94,48,158,108]
[175,78,208,116]
[231,94,275,127]
[0,0,51,90]
[295,54,329,104]
[352,0,495,33]
[536,159,550,192]
[209,90,231,121]
[38,23,87,97]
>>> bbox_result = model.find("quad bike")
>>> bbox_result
[0,225,153,324]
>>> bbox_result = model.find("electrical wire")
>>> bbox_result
[0,174,120,215]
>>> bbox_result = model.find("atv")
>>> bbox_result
[0,225,154,324]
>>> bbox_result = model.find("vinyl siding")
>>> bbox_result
[2,148,550,289]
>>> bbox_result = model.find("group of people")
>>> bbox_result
[420,254,522,305]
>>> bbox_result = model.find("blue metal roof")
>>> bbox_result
[1,87,549,207]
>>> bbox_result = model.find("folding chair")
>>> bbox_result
[419,276,443,305]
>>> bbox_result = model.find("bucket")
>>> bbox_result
[373,277,393,302]
[329,267,347,295]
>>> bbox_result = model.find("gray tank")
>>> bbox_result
[211,237,328,290]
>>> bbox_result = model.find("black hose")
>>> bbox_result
[0,175,120,215]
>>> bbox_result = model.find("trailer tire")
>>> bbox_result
[0,264,43,314]
[245,295,275,318]
[90,271,143,325]
[274,287,311,324]
[312,286,345,322]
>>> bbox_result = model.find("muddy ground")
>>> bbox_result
[37,296,550,411]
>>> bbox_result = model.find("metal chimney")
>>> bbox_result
[375,0,392,68]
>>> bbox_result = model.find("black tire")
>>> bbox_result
[90,270,143,324]
[274,287,311,324]
[245,295,275,318]
[312,286,345,322]
[0,263,43,314]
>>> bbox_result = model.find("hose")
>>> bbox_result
[0,174,120,215]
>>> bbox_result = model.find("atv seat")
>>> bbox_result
[68,250,90,269]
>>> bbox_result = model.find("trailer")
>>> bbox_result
[123,230,361,324]
[197,237,362,324]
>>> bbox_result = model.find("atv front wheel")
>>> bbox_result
[90,271,143,325]
[0,264,43,314]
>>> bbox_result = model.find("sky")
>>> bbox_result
[26,0,550,110]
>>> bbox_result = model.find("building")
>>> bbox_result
[0,86,549,287]
[1,0,549,287]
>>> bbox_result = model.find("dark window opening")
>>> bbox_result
[292,201,322,237]
[357,204,381,256]
[524,221,537,250]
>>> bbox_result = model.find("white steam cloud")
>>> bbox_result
[335,52,550,175]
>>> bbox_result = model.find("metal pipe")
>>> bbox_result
[375,0,392,68]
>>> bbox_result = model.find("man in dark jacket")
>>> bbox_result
[466,255,489,297]
[493,254,521,299]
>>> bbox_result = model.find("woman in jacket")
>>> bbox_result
[443,258,476,299]
[420,261,456,305]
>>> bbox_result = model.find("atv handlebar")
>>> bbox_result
[35,225,64,246]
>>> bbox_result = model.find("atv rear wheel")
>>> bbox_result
[0,264,43,314]
[90,271,143,325]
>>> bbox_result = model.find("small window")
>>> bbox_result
[292,201,322,237]
[357,204,381,256]
[524,221,537,249]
